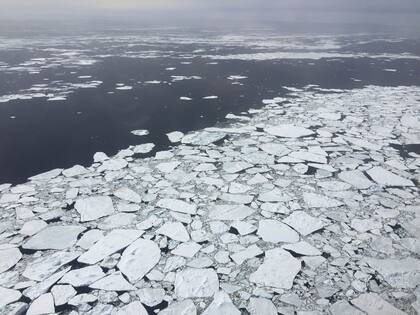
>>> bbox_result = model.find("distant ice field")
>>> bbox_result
[0,30,420,184]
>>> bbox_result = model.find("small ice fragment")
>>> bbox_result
[131,129,149,136]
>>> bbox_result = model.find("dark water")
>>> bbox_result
[1,31,420,184]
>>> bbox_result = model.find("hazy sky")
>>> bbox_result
[3,0,420,14]
[1,0,420,31]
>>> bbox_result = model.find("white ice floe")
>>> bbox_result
[159,299,196,315]
[283,211,325,236]
[282,241,322,256]
[156,161,181,173]
[133,143,155,154]
[265,124,315,138]
[51,285,77,306]
[62,165,89,177]
[257,219,300,243]
[204,51,420,61]
[118,239,161,282]
[175,268,219,298]
[303,192,343,208]
[171,242,201,258]
[23,226,86,250]
[203,95,219,99]
[157,198,197,214]
[131,129,149,136]
[47,96,67,101]
[75,196,115,222]
[259,143,291,157]
[248,298,278,315]
[182,131,226,146]
[116,85,133,90]
[114,187,142,203]
[330,300,365,315]
[117,301,148,315]
[258,188,293,202]
[59,265,105,287]
[230,244,263,265]
[352,293,407,315]
[223,161,253,173]
[365,257,420,289]
[227,75,248,80]
[250,248,301,289]
[23,251,80,281]
[167,131,185,142]
[0,247,22,274]
[78,229,143,264]
[97,158,128,171]
[19,220,48,236]
[289,151,327,164]
[202,291,240,315]
[156,222,190,242]
[171,75,201,82]
[28,168,62,181]
[209,204,255,220]
[338,170,373,189]
[137,288,165,307]
[26,293,55,315]
[0,287,22,308]
[366,166,414,187]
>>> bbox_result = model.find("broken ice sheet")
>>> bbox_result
[23,251,80,281]
[0,247,22,274]
[78,229,143,264]
[114,187,142,203]
[59,265,105,287]
[202,291,240,315]
[156,222,190,242]
[257,219,300,243]
[1,62,420,315]
[74,196,115,222]
[283,211,325,236]
[265,124,315,138]
[181,131,226,146]
[365,257,420,289]
[338,170,372,189]
[366,166,414,187]
[302,192,343,208]
[166,131,184,143]
[250,248,301,289]
[352,293,407,315]
[175,268,219,298]
[209,204,255,221]
[23,225,86,250]
[157,198,197,214]
[117,239,161,283]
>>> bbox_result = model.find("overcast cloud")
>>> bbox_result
[1,0,419,31]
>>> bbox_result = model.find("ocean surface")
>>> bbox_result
[1,28,420,184]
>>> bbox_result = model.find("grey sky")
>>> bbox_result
[1,0,419,31]
[3,0,420,15]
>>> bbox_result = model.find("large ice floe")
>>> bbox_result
[0,85,419,314]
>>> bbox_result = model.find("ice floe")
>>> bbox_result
[175,268,219,298]
[250,248,301,289]
[265,124,315,138]
[0,84,418,314]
